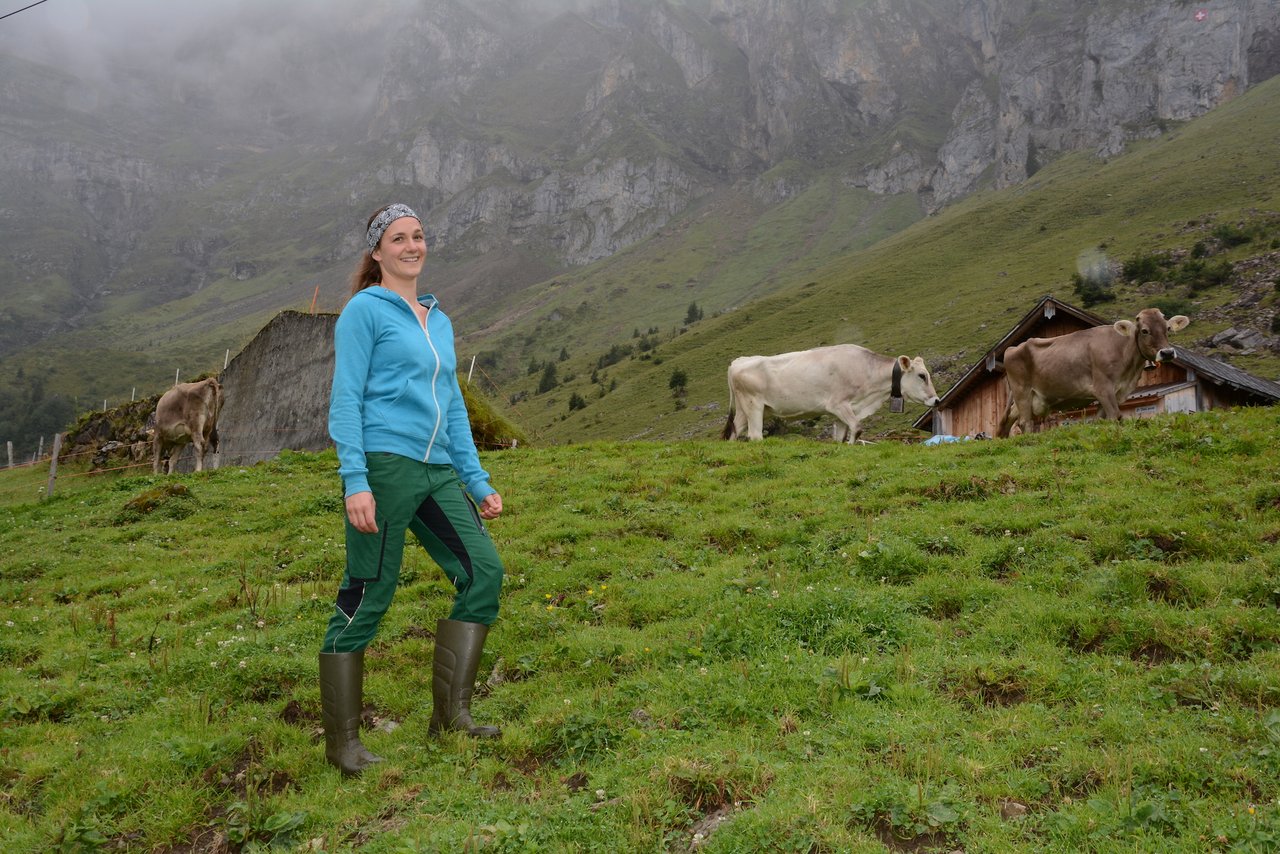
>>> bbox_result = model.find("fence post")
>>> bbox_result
[6,440,11,468]
[46,433,63,499]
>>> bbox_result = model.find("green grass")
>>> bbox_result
[2,406,1279,850]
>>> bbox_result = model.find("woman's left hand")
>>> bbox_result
[478,492,503,520]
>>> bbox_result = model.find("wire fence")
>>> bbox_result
[0,428,523,504]
[1,358,531,505]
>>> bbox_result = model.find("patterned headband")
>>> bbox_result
[365,203,421,252]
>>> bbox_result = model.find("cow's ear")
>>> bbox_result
[1113,320,1136,338]
[897,355,911,371]
[1167,315,1190,332]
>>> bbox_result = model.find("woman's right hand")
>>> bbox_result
[345,491,378,533]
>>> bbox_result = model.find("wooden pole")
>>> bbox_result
[467,354,477,385]
[175,368,180,386]
[37,435,43,459]
[6,440,12,468]
[45,433,63,499]
[310,285,320,314]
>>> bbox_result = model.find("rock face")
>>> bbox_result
[364,0,1280,264]
[2,0,1279,342]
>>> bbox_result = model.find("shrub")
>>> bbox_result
[1177,258,1233,293]
[1211,222,1253,247]
[1071,272,1115,307]
[1152,297,1195,319]
[1121,253,1166,282]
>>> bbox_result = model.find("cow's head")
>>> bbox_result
[1113,309,1190,364]
[896,355,941,407]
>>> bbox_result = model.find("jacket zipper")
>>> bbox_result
[420,302,443,462]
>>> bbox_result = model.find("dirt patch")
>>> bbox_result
[278,699,317,728]
[1130,640,1178,666]
[873,821,957,853]
[202,741,294,799]
[947,669,1029,707]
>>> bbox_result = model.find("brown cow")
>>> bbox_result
[997,308,1189,437]
[152,378,223,473]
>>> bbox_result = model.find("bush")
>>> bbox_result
[1071,273,1115,307]
[1177,258,1233,293]
[1121,253,1166,283]
[1211,222,1253,247]
[1152,297,1195,319]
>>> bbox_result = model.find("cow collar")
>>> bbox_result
[890,360,904,413]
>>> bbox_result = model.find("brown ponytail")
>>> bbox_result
[349,253,381,295]
[349,205,391,295]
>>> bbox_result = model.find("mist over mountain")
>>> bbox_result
[1,0,1278,454]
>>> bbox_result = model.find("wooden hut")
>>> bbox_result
[915,295,1280,438]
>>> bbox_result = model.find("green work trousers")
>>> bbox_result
[322,453,504,654]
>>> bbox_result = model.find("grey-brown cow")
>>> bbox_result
[152,378,223,473]
[723,345,940,443]
[997,308,1189,437]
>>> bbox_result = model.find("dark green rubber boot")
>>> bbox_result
[319,650,383,775]
[428,619,501,738]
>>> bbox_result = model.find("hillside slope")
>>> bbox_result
[507,74,1280,443]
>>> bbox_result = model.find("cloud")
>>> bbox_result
[0,0,414,132]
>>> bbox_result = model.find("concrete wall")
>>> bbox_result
[210,310,337,469]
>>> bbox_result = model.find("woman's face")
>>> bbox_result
[372,217,426,281]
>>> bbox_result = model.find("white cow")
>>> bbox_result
[723,345,940,443]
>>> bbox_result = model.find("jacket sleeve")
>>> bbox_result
[443,359,495,504]
[328,300,375,497]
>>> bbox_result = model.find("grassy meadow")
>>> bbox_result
[2,407,1279,851]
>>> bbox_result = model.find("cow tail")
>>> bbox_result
[722,381,736,440]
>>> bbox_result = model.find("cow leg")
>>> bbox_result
[832,422,848,444]
[828,404,860,444]
[153,439,165,474]
[1014,388,1038,436]
[1097,393,1123,421]
[192,436,205,472]
[744,403,765,441]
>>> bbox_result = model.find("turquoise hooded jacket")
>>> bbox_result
[328,286,495,503]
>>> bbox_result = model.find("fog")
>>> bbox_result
[0,0,619,135]
[0,0,420,133]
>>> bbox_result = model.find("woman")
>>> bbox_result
[319,203,505,776]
